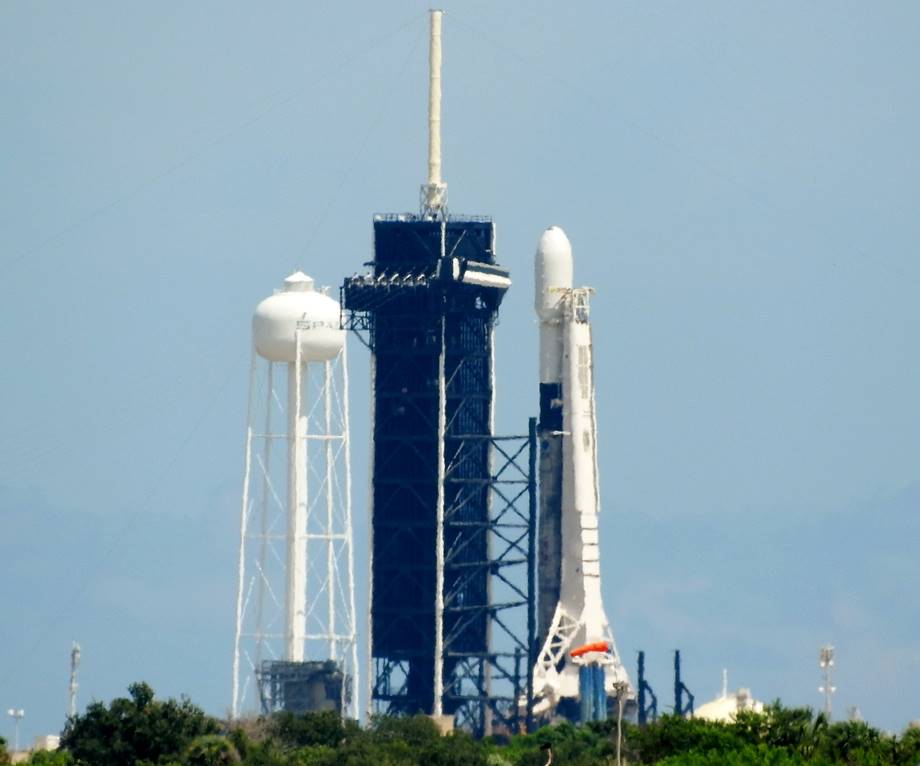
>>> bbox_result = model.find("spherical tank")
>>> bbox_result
[252,272,345,363]
[535,225,574,320]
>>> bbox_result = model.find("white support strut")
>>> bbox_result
[325,360,335,663]
[286,338,307,662]
[231,348,257,719]
[365,352,377,721]
[341,343,360,720]
[433,312,447,717]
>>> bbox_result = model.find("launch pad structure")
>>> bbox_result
[342,216,536,735]
[339,8,636,731]
[339,11,540,735]
[229,8,640,732]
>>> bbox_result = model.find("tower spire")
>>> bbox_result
[422,10,447,214]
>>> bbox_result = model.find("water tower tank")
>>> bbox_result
[252,272,344,362]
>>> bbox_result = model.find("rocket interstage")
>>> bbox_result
[532,227,632,716]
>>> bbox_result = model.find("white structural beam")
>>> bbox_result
[341,343,359,720]
[324,359,336,662]
[231,350,257,719]
[286,344,308,662]
[433,311,447,717]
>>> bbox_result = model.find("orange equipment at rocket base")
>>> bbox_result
[570,641,610,658]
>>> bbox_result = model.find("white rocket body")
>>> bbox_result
[535,227,571,645]
[532,227,631,713]
[536,226,573,380]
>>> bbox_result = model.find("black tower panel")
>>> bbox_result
[343,214,508,717]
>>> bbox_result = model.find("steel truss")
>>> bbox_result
[442,424,537,736]
[232,342,358,720]
[366,425,537,736]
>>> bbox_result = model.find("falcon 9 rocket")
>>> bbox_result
[531,226,632,716]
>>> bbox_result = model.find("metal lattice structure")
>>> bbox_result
[443,427,537,735]
[343,214,534,735]
[365,427,537,736]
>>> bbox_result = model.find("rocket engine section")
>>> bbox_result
[532,226,632,717]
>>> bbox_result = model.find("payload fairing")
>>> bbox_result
[532,226,632,714]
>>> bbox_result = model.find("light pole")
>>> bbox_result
[613,681,630,766]
[6,708,24,753]
[818,645,836,721]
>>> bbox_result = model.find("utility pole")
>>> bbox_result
[69,642,81,719]
[613,680,630,766]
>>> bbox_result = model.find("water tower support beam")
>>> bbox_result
[286,338,308,662]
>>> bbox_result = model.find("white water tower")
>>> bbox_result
[232,271,358,719]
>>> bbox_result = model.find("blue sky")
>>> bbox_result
[2,1,919,743]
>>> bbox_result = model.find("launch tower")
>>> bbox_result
[343,11,534,733]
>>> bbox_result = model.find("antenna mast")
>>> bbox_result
[68,642,81,718]
[421,10,447,215]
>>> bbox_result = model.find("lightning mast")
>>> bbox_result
[342,9,534,735]
[422,10,447,215]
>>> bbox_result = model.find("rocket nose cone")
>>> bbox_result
[537,226,573,260]
[535,226,574,318]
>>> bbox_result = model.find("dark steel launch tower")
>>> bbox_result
[343,216,512,720]
[342,12,536,733]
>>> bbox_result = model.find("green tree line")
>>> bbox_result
[6,682,917,765]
